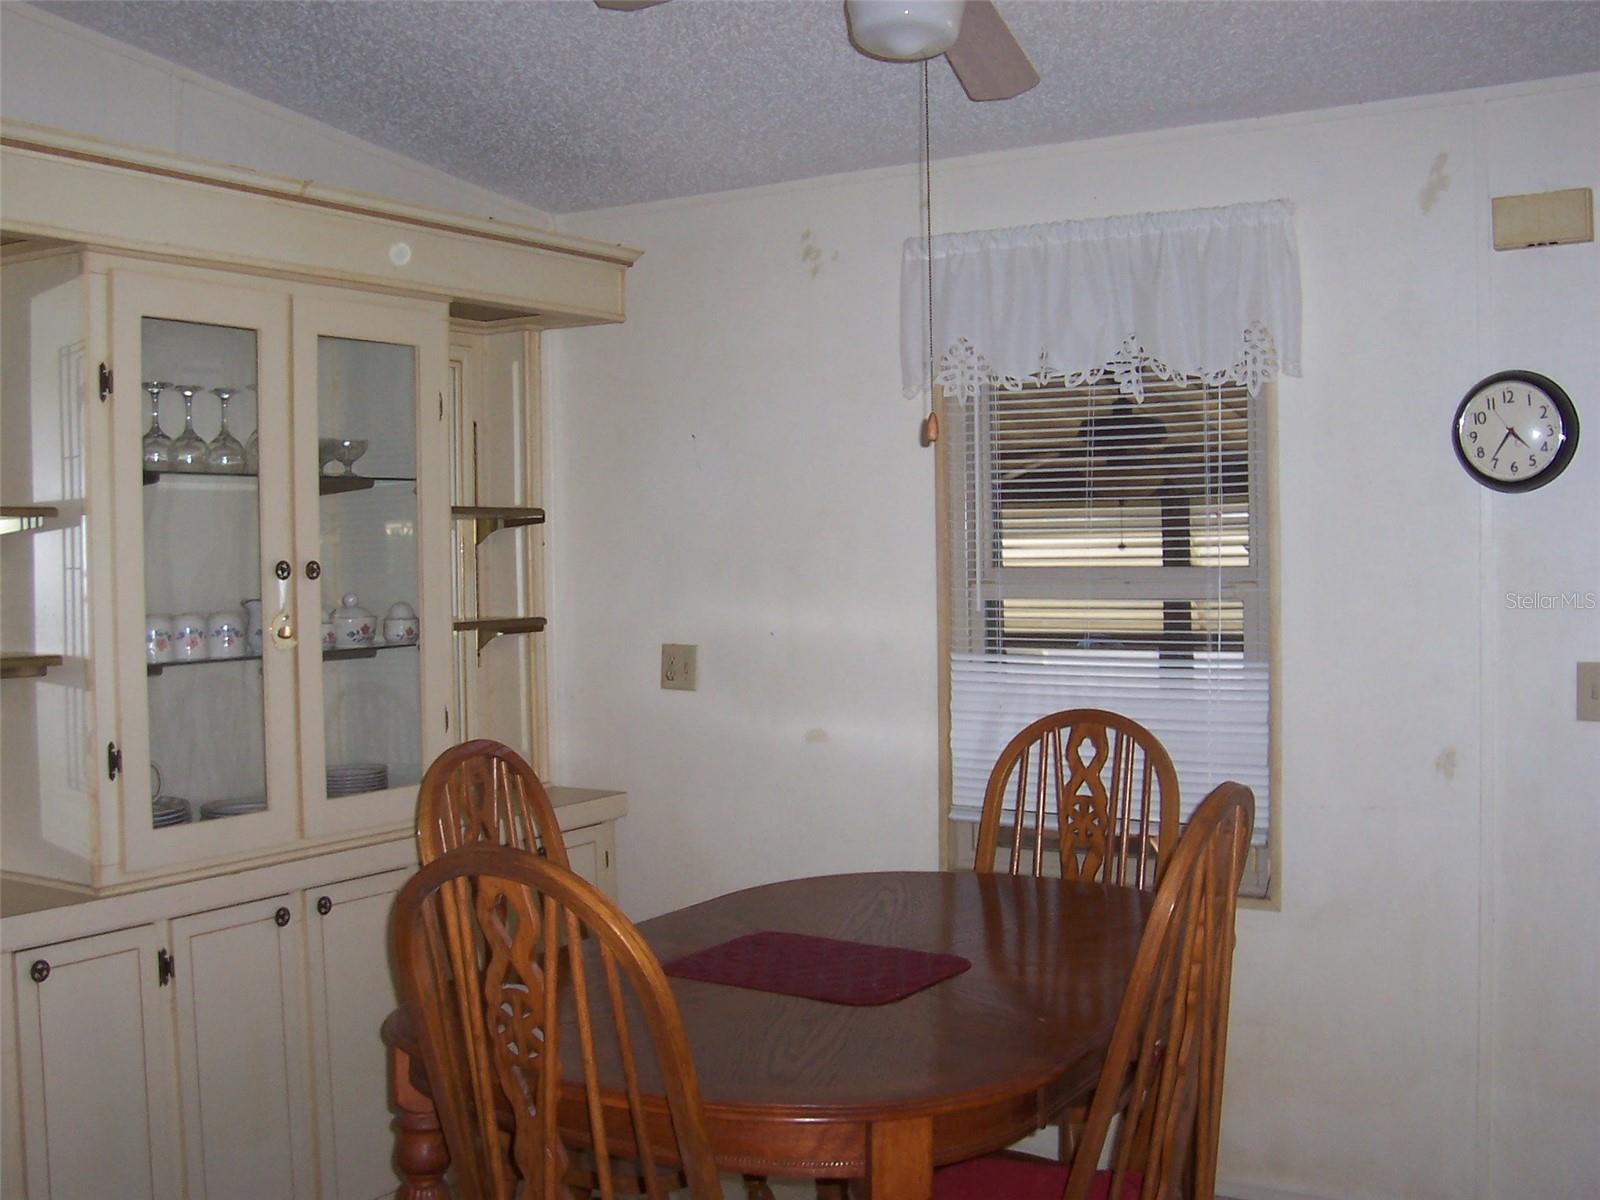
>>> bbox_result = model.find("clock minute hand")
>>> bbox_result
[1489,428,1514,464]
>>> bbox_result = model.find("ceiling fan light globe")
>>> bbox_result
[846,0,965,62]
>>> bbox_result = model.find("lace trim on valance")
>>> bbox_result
[935,322,1280,405]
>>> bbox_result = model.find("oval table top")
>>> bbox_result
[610,870,1151,1185]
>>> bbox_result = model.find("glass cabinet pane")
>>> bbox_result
[140,317,267,829]
[315,336,421,799]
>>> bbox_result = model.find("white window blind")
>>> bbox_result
[946,375,1271,886]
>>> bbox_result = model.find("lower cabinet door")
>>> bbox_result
[10,926,182,1200]
[304,867,411,1200]
[562,820,617,898]
[170,895,316,1200]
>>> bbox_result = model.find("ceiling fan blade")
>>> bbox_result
[945,1,1039,101]
[594,0,669,11]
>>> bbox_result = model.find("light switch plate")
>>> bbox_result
[1579,662,1600,722]
[661,643,697,691]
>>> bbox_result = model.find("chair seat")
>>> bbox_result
[932,1151,1141,1200]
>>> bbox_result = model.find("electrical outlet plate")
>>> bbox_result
[1579,662,1600,722]
[661,643,697,691]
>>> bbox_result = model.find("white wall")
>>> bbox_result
[0,4,555,228]
[551,79,1599,1200]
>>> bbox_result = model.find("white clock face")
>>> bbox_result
[1456,378,1569,485]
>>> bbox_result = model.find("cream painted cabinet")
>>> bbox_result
[303,866,411,1200]
[169,895,317,1200]
[9,925,182,1200]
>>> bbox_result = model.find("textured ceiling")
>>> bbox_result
[35,0,1600,214]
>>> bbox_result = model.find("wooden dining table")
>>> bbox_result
[383,869,1151,1200]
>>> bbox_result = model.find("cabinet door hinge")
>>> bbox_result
[444,706,450,733]
[157,948,175,987]
[99,363,113,403]
[438,391,445,421]
[107,741,122,781]
[604,850,611,869]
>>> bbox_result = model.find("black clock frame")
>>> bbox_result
[1452,369,1580,493]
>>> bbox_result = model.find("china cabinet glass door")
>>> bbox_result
[111,271,296,873]
[293,295,450,838]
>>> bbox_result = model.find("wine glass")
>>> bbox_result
[206,386,248,473]
[141,380,173,470]
[170,384,208,472]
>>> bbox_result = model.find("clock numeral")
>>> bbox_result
[1546,424,1555,436]
[1472,411,1488,426]
[1467,430,1478,443]
[1476,447,1485,459]
[1510,462,1519,474]
[1541,441,1550,453]
[1529,455,1538,467]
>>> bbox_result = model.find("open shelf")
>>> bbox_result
[147,641,418,676]
[1,653,65,680]
[142,469,415,495]
[1,504,62,535]
[451,505,545,545]
[452,616,547,652]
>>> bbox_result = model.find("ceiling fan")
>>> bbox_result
[594,0,1040,102]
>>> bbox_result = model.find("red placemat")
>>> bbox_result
[663,930,970,1006]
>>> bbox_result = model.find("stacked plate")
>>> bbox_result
[152,795,191,828]
[199,796,267,821]
[327,762,388,797]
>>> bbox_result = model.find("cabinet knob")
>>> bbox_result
[275,560,292,581]
[274,906,291,927]
[305,560,322,580]
[316,896,332,916]
[29,959,50,984]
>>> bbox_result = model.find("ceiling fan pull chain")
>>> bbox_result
[921,59,941,447]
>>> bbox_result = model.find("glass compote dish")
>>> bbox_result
[141,380,173,470]
[170,384,208,472]
[206,386,248,473]
[329,438,368,477]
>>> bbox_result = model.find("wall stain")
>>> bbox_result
[800,228,826,278]
[1434,746,1458,781]
[1419,152,1450,214]
[804,728,829,744]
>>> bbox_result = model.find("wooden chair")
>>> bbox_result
[976,709,1179,891]
[391,843,723,1200]
[416,738,570,869]
[935,781,1255,1200]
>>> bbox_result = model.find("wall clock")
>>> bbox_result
[1453,370,1579,492]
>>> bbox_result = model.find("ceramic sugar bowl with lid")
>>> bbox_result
[333,593,375,647]
[383,602,419,645]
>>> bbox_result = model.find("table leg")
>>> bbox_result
[389,1043,451,1200]
[865,1117,932,1200]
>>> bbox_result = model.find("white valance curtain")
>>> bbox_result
[901,199,1302,403]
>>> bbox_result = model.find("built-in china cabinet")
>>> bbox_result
[0,122,638,1199]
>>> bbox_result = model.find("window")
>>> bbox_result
[944,373,1273,896]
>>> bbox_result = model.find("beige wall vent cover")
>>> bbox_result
[1492,188,1594,250]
